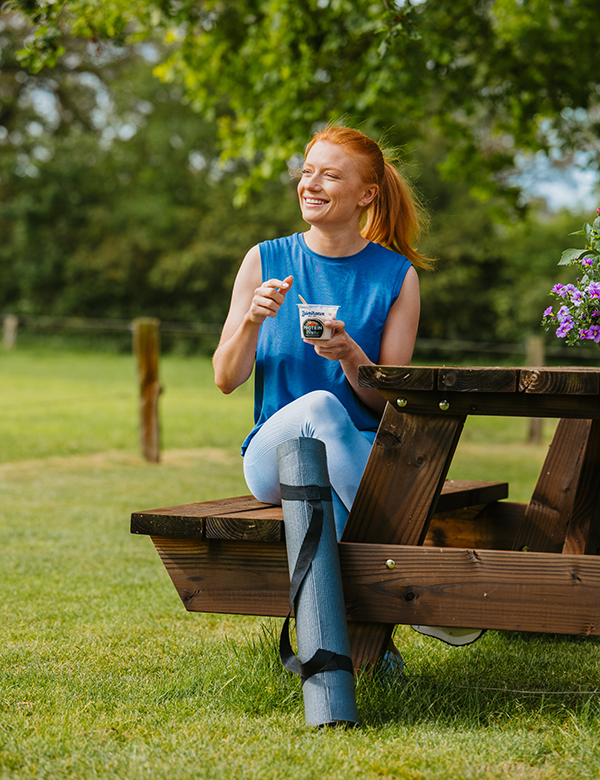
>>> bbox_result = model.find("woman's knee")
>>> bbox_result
[301,390,349,429]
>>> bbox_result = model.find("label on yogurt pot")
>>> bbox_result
[302,318,324,338]
[297,304,339,340]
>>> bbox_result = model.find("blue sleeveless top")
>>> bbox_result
[241,232,412,453]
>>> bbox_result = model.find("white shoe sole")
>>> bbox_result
[411,625,486,646]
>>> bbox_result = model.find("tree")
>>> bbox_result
[10,0,600,205]
[0,14,303,327]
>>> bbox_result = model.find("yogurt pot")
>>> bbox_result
[297,304,340,340]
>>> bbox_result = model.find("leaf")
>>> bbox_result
[559,248,585,265]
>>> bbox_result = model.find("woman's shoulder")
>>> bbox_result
[369,241,411,265]
[259,233,300,251]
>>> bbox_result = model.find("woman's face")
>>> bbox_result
[297,141,378,229]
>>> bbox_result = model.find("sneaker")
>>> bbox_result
[375,649,406,684]
[411,625,486,647]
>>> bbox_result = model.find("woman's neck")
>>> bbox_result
[303,226,369,258]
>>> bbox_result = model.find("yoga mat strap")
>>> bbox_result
[279,482,353,683]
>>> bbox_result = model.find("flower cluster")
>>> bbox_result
[542,209,600,347]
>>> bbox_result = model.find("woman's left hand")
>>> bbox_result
[303,319,355,362]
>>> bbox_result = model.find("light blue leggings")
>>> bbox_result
[243,391,376,539]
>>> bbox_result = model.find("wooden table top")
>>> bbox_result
[358,365,600,418]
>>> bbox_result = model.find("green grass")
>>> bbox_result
[1,344,600,779]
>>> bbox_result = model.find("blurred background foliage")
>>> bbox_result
[0,6,597,350]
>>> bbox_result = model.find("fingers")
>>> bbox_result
[250,276,293,322]
[303,320,349,360]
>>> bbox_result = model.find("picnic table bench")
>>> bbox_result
[131,365,600,672]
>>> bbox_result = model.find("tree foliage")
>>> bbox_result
[0,15,303,325]
[10,0,600,204]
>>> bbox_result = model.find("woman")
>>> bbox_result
[213,125,431,539]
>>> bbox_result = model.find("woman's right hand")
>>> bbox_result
[248,275,294,324]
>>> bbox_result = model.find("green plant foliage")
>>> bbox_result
[0,15,304,322]
[10,0,600,203]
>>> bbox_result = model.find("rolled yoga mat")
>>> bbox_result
[277,437,359,727]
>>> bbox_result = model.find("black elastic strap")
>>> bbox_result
[279,483,353,683]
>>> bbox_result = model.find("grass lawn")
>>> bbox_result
[1,345,600,779]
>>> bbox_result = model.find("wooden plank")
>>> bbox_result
[132,481,508,541]
[426,501,525,550]
[563,418,600,555]
[439,367,517,393]
[359,387,600,419]
[132,495,269,520]
[520,368,600,395]
[342,406,466,547]
[205,515,283,542]
[131,497,277,540]
[339,543,600,634]
[436,480,508,511]
[152,536,289,615]
[342,404,466,669]
[152,535,600,636]
[358,365,436,392]
[513,419,592,553]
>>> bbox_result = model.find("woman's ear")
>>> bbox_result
[359,185,378,207]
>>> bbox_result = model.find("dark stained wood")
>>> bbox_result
[358,365,435,392]
[436,480,508,511]
[131,482,508,543]
[152,535,600,636]
[152,536,289,615]
[132,514,205,539]
[133,363,600,675]
[426,501,525,551]
[133,495,269,519]
[439,367,517,393]
[342,406,466,547]
[513,419,592,553]
[342,403,466,670]
[339,543,600,635]
[205,515,283,542]
[520,368,600,395]
[563,418,600,555]
[360,387,600,420]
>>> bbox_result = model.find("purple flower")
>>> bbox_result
[587,282,600,299]
[582,257,594,268]
[571,289,585,306]
[543,306,554,317]
[557,305,572,322]
[552,283,567,297]
[590,325,600,343]
[556,320,574,337]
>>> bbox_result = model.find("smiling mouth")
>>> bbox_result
[304,197,329,206]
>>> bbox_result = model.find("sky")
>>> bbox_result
[515,153,599,212]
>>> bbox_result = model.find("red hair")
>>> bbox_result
[305,126,434,269]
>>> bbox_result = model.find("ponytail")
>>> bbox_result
[362,159,434,270]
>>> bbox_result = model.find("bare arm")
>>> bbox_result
[305,265,420,413]
[213,245,294,394]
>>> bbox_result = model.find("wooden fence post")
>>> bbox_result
[3,314,18,350]
[526,336,545,445]
[133,318,161,463]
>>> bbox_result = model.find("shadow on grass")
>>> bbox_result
[190,622,600,730]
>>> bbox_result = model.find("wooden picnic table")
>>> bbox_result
[131,365,600,672]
